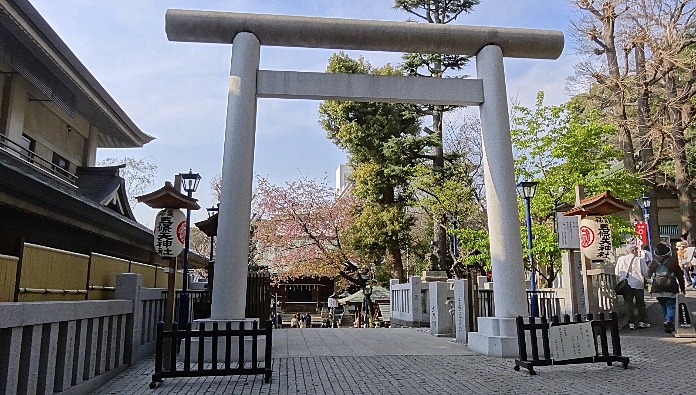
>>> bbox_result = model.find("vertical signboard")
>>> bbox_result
[675,294,696,338]
[557,213,580,249]
[634,221,648,247]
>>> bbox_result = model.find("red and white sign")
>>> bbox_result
[154,208,186,258]
[634,221,648,247]
[580,216,612,260]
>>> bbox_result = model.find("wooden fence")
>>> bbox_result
[246,272,271,326]
[151,320,273,387]
[0,242,181,302]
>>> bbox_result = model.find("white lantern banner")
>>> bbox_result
[154,208,186,258]
[579,216,612,260]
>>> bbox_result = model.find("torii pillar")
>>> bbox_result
[165,10,563,357]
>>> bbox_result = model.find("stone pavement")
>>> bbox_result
[95,297,696,395]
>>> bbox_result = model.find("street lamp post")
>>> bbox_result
[639,193,653,256]
[179,170,201,326]
[516,181,539,317]
[447,213,458,259]
[362,283,373,328]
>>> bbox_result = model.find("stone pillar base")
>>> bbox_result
[179,318,265,363]
[466,317,519,358]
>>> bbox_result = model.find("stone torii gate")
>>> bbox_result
[165,10,564,358]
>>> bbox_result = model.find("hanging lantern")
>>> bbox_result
[579,216,612,260]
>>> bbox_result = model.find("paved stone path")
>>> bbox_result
[96,291,696,394]
[95,320,696,395]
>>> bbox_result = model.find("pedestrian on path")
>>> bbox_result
[648,242,686,333]
[677,241,693,288]
[615,244,650,330]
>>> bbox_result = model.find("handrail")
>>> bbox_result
[88,285,116,290]
[0,134,78,184]
[19,287,88,294]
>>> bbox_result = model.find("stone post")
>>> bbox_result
[452,279,469,343]
[409,276,422,326]
[212,32,261,320]
[467,45,528,358]
[429,282,453,336]
[115,273,143,365]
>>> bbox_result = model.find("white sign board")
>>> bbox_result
[154,208,186,258]
[557,213,580,249]
[328,297,338,308]
[549,322,595,361]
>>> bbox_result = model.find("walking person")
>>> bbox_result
[677,241,693,288]
[640,244,653,267]
[615,245,650,330]
[304,312,312,328]
[649,242,686,333]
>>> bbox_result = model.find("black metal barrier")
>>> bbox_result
[514,312,629,375]
[150,320,272,388]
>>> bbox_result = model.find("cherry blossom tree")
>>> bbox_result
[252,176,367,287]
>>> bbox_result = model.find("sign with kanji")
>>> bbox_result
[557,212,580,249]
[154,208,186,258]
[579,216,612,260]
[675,294,696,338]
[549,322,595,361]
[634,221,648,247]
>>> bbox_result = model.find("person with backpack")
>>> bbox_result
[615,245,651,330]
[648,242,686,333]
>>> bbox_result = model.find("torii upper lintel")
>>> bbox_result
[165,10,564,60]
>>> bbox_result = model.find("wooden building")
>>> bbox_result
[0,0,206,302]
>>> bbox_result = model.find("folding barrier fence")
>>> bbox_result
[514,312,629,375]
[151,320,272,388]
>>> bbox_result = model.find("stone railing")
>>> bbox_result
[0,273,165,395]
[389,277,430,327]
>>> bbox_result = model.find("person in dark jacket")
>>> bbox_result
[648,243,686,333]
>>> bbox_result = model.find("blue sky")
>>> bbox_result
[29,0,579,227]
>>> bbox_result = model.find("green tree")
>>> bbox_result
[511,92,643,287]
[570,0,696,243]
[393,0,480,272]
[318,53,432,281]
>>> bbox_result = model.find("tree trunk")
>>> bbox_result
[635,42,659,245]
[600,4,635,172]
[428,106,448,272]
[667,73,696,242]
[388,238,405,282]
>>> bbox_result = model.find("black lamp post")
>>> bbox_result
[447,214,457,261]
[362,283,373,328]
[516,181,539,317]
[638,193,653,256]
[178,170,201,326]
